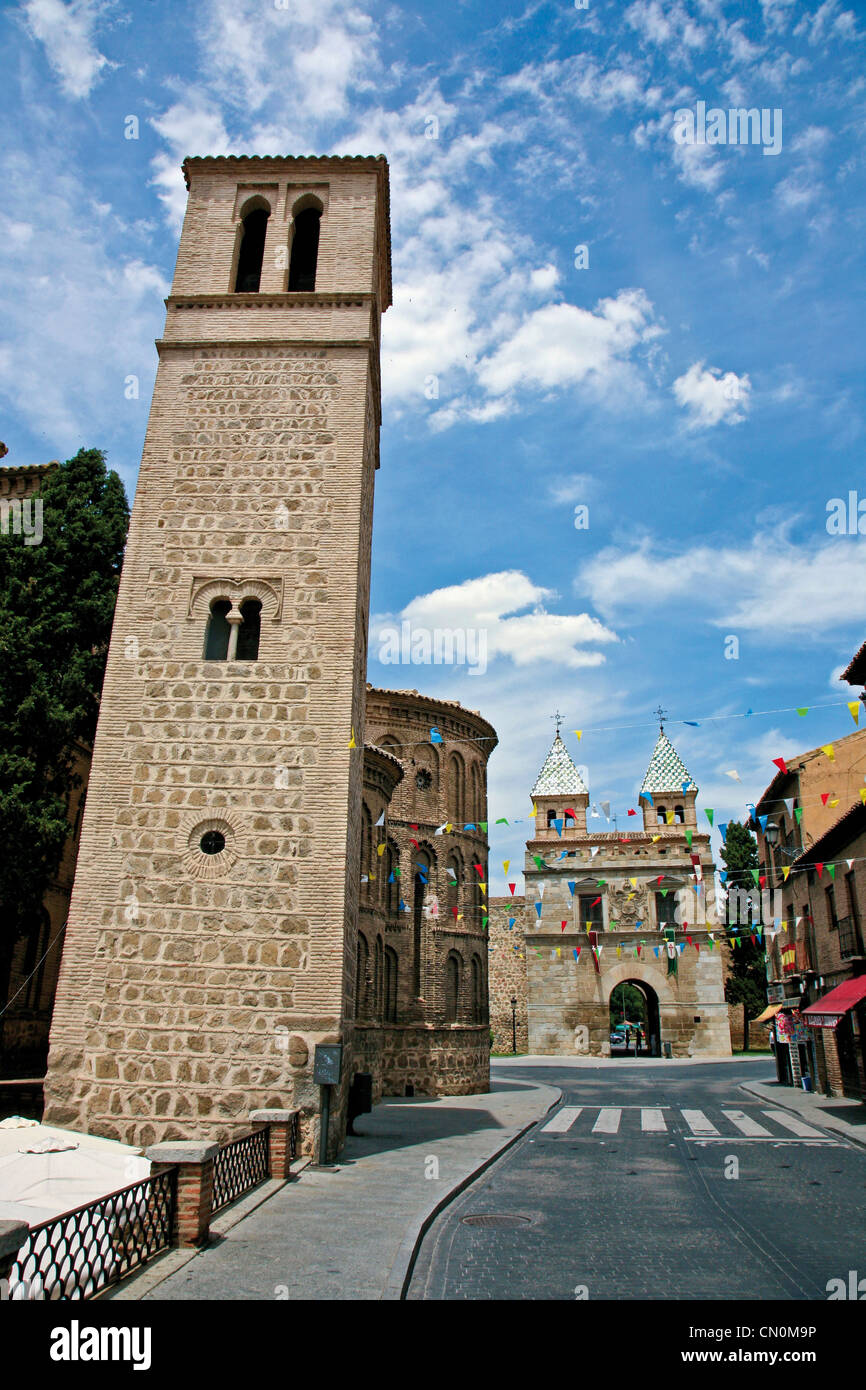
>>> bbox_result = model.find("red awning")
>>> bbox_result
[801,976,866,1028]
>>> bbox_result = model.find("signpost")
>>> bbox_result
[313,1044,343,1166]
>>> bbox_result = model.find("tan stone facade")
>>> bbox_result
[43,156,394,1152]
[489,730,732,1058]
[41,156,495,1156]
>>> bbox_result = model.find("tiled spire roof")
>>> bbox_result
[640,730,697,795]
[531,733,588,796]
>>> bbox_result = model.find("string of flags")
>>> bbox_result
[348,699,862,753]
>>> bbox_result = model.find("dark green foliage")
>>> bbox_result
[720,820,767,1042]
[0,449,129,977]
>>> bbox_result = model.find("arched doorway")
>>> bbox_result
[609,979,661,1057]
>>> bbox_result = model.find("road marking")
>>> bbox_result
[541,1107,582,1133]
[761,1109,828,1139]
[723,1109,773,1137]
[681,1109,719,1136]
[593,1108,622,1133]
[641,1108,667,1132]
[684,1136,838,1145]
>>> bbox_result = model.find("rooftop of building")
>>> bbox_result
[530,732,587,797]
[639,728,697,795]
[365,684,498,747]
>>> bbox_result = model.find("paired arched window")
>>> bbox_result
[674,805,685,824]
[656,805,667,824]
[234,206,270,292]
[203,597,261,661]
[445,952,461,1023]
[288,206,321,291]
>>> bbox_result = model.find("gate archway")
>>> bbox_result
[609,978,661,1056]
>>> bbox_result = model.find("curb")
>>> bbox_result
[739,1079,866,1151]
[383,1083,562,1301]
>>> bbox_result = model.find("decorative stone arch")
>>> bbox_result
[178,811,246,879]
[188,576,283,622]
[599,959,676,1006]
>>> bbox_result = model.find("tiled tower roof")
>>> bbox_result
[640,730,697,795]
[531,733,588,796]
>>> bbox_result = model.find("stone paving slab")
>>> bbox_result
[740,1076,866,1149]
[131,1077,559,1302]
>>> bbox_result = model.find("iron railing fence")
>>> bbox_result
[6,1167,176,1301]
[836,915,865,959]
[211,1125,270,1213]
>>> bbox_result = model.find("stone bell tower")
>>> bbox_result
[43,155,392,1149]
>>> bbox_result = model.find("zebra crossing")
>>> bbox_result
[539,1104,838,1145]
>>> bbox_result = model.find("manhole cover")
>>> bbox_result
[461,1214,532,1228]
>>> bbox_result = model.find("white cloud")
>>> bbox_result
[21,0,111,98]
[672,361,751,428]
[372,571,618,672]
[149,103,236,227]
[578,535,866,639]
[476,290,661,398]
[197,0,379,118]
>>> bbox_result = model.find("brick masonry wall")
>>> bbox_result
[489,899,528,1052]
[43,159,390,1148]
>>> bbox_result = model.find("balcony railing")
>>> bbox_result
[836,914,865,959]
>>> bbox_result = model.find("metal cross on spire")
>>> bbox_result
[655,704,668,733]
[550,710,564,736]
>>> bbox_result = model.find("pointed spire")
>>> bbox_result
[531,732,588,797]
[640,729,697,795]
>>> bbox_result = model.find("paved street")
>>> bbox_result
[407,1059,866,1300]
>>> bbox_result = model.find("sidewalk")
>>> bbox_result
[493,1054,772,1069]
[121,1076,559,1302]
[740,1077,866,1149]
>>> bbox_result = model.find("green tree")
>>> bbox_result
[720,819,767,1050]
[0,449,129,1046]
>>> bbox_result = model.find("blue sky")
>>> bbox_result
[2,0,865,891]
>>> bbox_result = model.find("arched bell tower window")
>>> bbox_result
[234,206,270,292]
[288,206,321,291]
[674,805,685,824]
[656,805,667,824]
[236,599,262,661]
[204,599,231,660]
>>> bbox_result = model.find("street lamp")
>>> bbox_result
[763,819,780,847]
[511,996,517,1054]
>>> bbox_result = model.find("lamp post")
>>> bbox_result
[511,996,517,1054]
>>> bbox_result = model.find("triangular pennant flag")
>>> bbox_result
[348,727,356,749]
[795,807,804,824]
[821,793,830,806]
[826,864,836,880]
[685,829,693,849]
[430,727,443,743]
[509,883,516,895]
[705,809,714,826]
[796,707,808,716]
[375,810,385,827]
[822,744,835,761]
[574,730,582,741]
[561,921,567,932]
[377,842,386,856]
[816,863,824,878]
[772,757,788,774]
[567,881,576,896]
[782,866,790,881]
[725,770,741,782]
[848,701,860,724]
[495,817,509,825]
